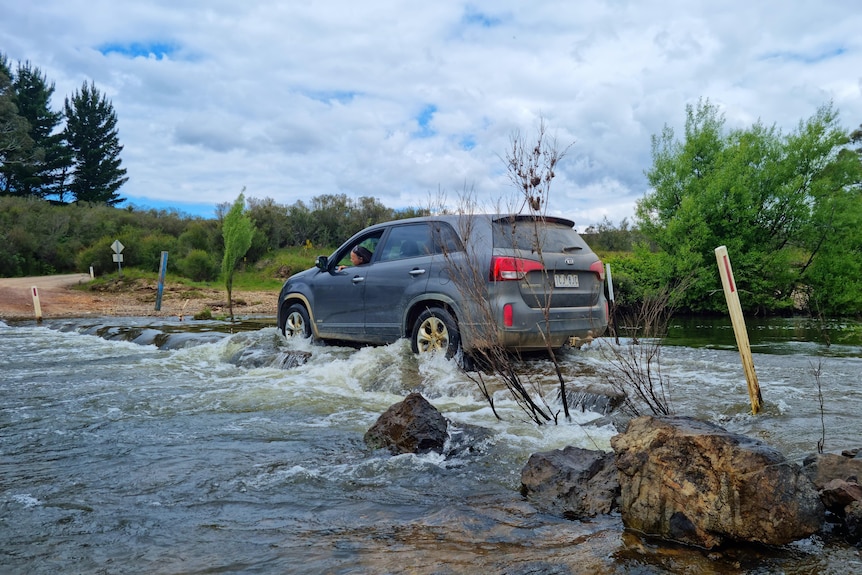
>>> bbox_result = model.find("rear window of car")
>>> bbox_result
[492,218,587,253]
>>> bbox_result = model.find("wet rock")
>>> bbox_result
[520,446,619,518]
[364,392,448,455]
[820,479,862,513]
[563,383,626,416]
[611,415,824,549]
[582,413,632,434]
[276,350,312,369]
[803,452,862,489]
[845,501,862,545]
[802,452,862,543]
[446,422,495,458]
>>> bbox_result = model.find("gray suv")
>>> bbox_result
[277,214,608,357]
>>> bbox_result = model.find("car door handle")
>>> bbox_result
[409,268,426,276]
[352,276,365,284]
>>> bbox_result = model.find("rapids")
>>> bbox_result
[1,316,861,574]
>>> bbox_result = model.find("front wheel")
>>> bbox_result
[411,307,460,358]
[283,303,312,339]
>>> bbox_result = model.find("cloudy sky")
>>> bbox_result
[3,1,861,228]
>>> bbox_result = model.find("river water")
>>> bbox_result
[1,315,861,574]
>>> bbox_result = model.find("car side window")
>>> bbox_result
[429,222,463,255]
[334,232,382,269]
[378,224,432,262]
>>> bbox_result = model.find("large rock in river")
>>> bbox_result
[364,392,448,455]
[611,416,824,548]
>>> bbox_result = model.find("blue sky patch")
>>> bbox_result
[761,45,846,64]
[305,90,359,105]
[120,196,217,218]
[98,41,177,60]
[459,135,476,151]
[415,104,437,137]
[462,6,503,28]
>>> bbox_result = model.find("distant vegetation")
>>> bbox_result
[2,47,861,318]
[0,193,427,288]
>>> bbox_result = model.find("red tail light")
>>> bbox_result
[590,260,605,281]
[503,303,513,327]
[491,257,544,281]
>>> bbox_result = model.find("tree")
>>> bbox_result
[4,61,71,199]
[636,99,862,314]
[221,192,255,321]
[63,81,127,205]
[0,54,35,194]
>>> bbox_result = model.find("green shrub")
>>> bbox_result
[179,249,219,282]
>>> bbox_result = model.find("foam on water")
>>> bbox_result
[3,317,861,574]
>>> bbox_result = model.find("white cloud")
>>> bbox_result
[2,0,860,227]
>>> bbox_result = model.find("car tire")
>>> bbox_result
[283,303,312,339]
[411,307,460,358]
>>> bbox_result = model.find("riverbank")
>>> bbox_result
[0,274,278,321]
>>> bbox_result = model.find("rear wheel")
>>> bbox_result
[283,303,312,339]
[411,307,459,358]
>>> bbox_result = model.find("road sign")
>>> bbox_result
[112,239,125,275]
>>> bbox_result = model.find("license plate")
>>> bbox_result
[554,273,579,288]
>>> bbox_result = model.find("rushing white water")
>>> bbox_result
[1,317,861,574]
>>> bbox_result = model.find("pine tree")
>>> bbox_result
[6,61,71,199]
[63,80,127,205]
[0,54,35,195]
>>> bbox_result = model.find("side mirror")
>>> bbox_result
[315,255,328,270]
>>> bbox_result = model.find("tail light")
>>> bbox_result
[491,256,544,281]
[590,260,605,281]
[503,303,513,327]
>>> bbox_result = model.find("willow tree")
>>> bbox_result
[221,192,255,321]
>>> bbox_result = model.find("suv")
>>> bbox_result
[277,214,608,357]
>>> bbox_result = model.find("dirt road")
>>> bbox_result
[0,274,277,321]
[0,273,93,290]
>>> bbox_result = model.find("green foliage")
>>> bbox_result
[135,233,178,272]
[63,81,128,205]
[74,237,114,275]
[221,192,255,319]
[583,217,644,252]
[193,307,213,320]
[637,99,862,314]
[0,56,36,193]
[3,61,70,199]
[178,249,219,282]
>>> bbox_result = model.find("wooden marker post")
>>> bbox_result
[31,286,43,321]
[715,246,762,414]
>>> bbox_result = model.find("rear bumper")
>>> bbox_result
[459,297,608,352]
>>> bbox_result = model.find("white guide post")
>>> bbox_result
[715,245,762,414]
[31,286,43,321]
